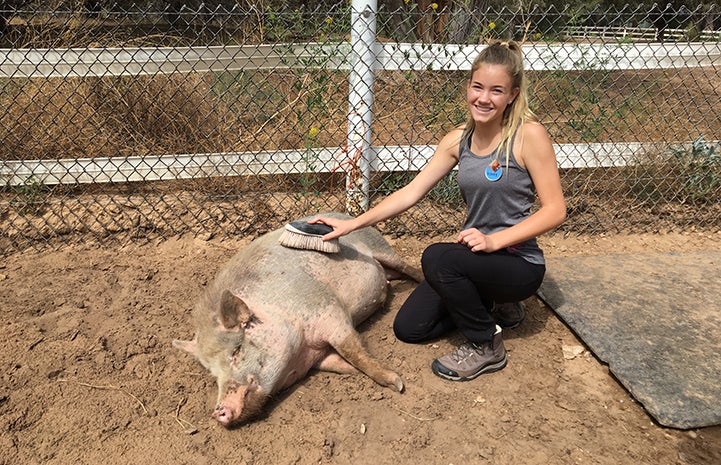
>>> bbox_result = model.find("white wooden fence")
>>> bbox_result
[2,40,720,187]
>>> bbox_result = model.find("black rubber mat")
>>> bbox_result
[537,250,721,429]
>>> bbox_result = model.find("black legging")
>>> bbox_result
[393,242,545,344]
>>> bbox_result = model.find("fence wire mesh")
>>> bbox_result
[1,2,720,253]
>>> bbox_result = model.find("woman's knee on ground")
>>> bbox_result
[393,317,426,343]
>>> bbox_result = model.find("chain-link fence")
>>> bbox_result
[1,1,720,253]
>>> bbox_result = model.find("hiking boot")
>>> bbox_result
[491,301,525,329]
[431,326,507,381]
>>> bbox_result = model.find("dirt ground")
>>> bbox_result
[2,230,721,465]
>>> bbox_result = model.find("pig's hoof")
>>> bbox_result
[392,375,404,393]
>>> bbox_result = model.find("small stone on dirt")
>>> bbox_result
[562,345,586,360]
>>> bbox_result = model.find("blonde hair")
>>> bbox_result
[462,40,537,167]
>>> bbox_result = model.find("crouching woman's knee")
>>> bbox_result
[393,317,427,343]
[421,242,459,282]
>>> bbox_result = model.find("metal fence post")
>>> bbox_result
[345,0,377,215]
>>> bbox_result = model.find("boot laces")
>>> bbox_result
[450,342,485,362]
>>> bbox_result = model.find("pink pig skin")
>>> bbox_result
[173,213,422,427]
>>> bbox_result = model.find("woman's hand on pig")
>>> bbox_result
[309,216,358,241]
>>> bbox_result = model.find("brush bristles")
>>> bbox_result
[278,229,341,254]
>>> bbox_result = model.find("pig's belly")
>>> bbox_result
[277,346,330,391]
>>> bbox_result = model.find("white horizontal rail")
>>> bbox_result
[563,26,721,42]
[0,43,351,78]
[376,42,721,71]
[1,142,669,187]
[2,41,720,78]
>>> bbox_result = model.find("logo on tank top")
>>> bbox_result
[485,159,502,182]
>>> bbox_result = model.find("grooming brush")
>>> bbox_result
[278,220,341,253]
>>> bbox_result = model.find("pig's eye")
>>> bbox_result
[229,345,244,365]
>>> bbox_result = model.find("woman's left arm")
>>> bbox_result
[485,122,567,251]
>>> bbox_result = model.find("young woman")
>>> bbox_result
[313,40,566,381]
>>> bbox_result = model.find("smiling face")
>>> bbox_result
[466,63,520,127]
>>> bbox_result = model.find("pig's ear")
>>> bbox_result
[172,337,198,355]
[219,290,255,331]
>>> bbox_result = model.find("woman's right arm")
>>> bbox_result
[314,128,463,240]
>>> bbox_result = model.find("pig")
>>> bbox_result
[173,213,422,426]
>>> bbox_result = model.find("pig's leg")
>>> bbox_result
[334,332,404,392]
[373,253,423,282]
[315,352,359,374]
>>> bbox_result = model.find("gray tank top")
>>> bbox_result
[457,131,545,265]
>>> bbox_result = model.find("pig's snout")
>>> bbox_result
[213,403,239,427]
[213,379,245,427]
[213,376,263,427]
